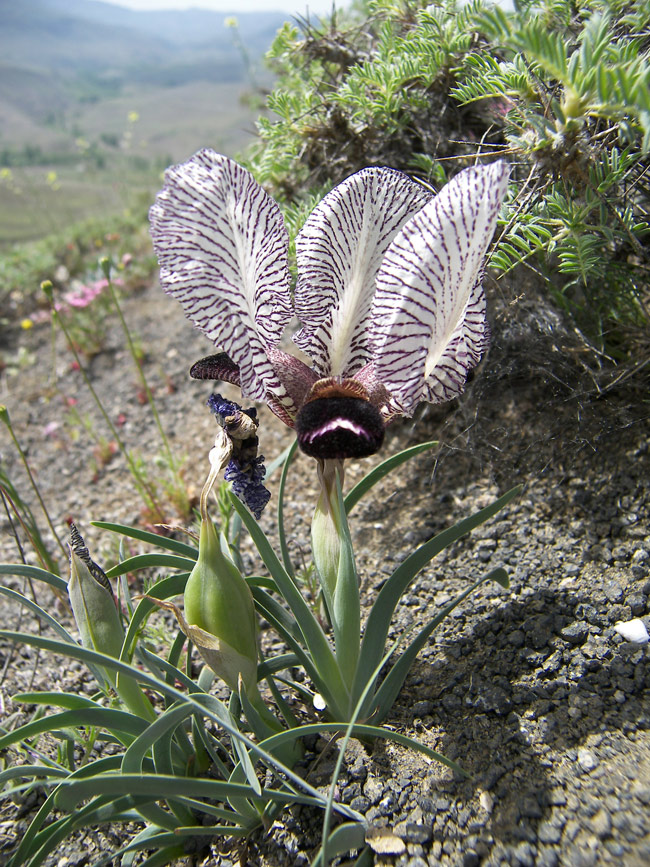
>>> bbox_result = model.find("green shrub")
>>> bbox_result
[248,0,649,356]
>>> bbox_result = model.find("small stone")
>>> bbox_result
[587,809,611,838]
[537,848,559,867]
[578,748,599,772]
[350,796,370,813]
[604,581,624,603]
[614,619,649,644]
[626,594,647,616]
[512,841,535,866]
[394,822,432,844]
[412,700,434,716]
[365,827,406,856]
[549,788,567,806]
[538,821,562,844]
[631,784,650,805]
[364,777,384,805]
[479,791,494,813]
[561,622,589,645]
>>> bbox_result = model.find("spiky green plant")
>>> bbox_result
[249,0,649,356]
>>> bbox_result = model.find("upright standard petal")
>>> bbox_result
[149,149,293,400]
[370,161,509,414]
[293,167,432,378]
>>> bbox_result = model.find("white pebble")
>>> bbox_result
[614,619,649,644]
[479,791,494,813]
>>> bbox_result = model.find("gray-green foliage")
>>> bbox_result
[249,0,649,355]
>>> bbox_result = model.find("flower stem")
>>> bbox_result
[44,285,165,521]
[102,259,183,490]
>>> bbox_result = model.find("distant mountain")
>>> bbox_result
[0,0,288,85]
[37,0,289,49]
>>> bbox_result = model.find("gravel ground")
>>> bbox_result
[1,273,649,866]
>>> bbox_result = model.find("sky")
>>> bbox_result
[101,0,347,17]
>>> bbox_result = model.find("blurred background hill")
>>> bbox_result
[0,0,288,244]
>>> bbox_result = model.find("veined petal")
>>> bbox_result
[293,167,432,378]
[149,149,292,400]
[370,161,509,414]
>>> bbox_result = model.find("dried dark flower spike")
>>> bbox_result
[207,394,271,518]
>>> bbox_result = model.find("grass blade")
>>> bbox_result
[105,553,196,578]
[344,441,438,515]
[277,439,298,578]
[369,568,510,722]
[353,486,520,699]
[0,562,67,593]
[92,521,199,558]
[0,707,148,751]
[230,493,348,705]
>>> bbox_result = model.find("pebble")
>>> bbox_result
[587,809,612,838]
[560,621,589,645]
[364,778,385,805]
[577,748,600,772]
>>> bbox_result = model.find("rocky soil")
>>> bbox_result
[1,273,649,866]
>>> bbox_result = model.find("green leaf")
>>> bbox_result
[344,441,438,515]
[0,563,67,593]
[229,493,348,708]
[0,707,148,752]
[257,722,465,777]
[250,586,340,712]
[0,765,68,785]
[277,439,299,578]
[368,568,510,723]
[0,585,76,645]
[5,756,122,867]
[311,822,367,867]
[0,630,358,820]
[13,692,102,711]
[104,553,196,579]
[54,774,330,812]
[92,521,199,559]
[120,571,189,664]
[352,486,520,700]
[122,701,198,828]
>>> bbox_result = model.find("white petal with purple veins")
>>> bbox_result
[293,167,433,378]
[370,161,509,414]
[149,149,292,400]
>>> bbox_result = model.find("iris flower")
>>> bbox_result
[150,149,508,461]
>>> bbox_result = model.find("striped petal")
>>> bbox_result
[149,149,292,401]
[293,167,433,378]
[370,161,509,414]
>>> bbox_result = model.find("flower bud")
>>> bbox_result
[68,549,123,665]
[184,514,259,695]
[68,525,155,720]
